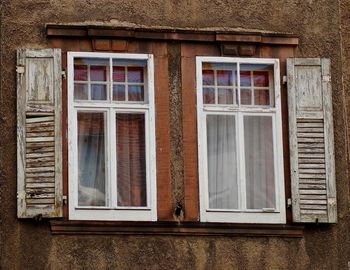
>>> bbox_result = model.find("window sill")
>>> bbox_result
[50,220,304,238]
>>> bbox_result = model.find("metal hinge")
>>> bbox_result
[16,65,25,74]
[282,75,287,84]
[322,75,331,82]
[62,195,67,205]
[61,70,66,79]
[287,198,292,208]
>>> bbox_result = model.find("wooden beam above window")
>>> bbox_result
[46,24,299,45]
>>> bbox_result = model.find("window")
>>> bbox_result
[68,52,157,221]
[196,57,285,223]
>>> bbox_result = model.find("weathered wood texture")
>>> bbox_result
[17,49,63,218]
[287,58,337,223]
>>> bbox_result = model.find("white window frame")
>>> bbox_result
[68,52,157,221]
[196,57,286,224]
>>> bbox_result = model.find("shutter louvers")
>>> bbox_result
[17,49,63,218]
[287,58,337,223]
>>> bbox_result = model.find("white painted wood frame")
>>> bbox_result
[196,57,286,224]
[68,52,157,221]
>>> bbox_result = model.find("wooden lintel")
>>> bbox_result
[46,25,299,45]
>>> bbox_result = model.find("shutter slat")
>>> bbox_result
[17,48,63,218]
[287,58,337,223]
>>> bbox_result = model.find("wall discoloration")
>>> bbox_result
[1,0,349,269]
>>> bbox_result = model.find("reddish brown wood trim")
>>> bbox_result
[46,25,299,45]
[151,42,173,220]
[50,220,304,237]
[181,43,221,221]
[216,34,262,43]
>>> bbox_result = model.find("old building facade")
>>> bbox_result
[0,0,350,269]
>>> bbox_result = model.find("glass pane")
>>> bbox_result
[128,67,144,83]
[128,85,144,101]
[113,84,126,101]
[77,112,106,206]
[244,116,275,210]
[74,65,88,81]
[117,114,147,207]
[241,89,252,105]
[90,66,107,81]
[254,71,269,87]
[202,70,214,85]
[218,89,233,104]
[217,70,233,86]
[113,66,125,82]
[254,90,270,106]
[91,84,107,100]
[240,71,251,87]
[203,87,215,104]
[207,115,238,209]
[74,83,88,100]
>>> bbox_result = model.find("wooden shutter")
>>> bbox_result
[17,49,63,218]
[287,58,337,223]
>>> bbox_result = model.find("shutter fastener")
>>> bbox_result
[322,75,331,82]
[62,195,67,205]
[16,65,25,74]
[282,75,287,84]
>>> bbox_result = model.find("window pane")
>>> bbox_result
[244,115,275,210]
[77,112,106,206]
[116,114,146,207]
[202,70,214,85]
[128,67,144,83]
[254,71,269,87]
[74,83,88,100]
[113,66,125,82]
[128,85,144,101]
[254,89,270,106]
[203,87,215,104]
[240,71,251,87]
[91,66,107,81]
[207,115,238,209]
[217,70,233,86]
[91,84,107,100]
[241,88,252,105]
[113,84,126,101]
[218,88,234,104]
[74,65,88,81]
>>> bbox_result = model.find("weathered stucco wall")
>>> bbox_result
[1,0,349,269]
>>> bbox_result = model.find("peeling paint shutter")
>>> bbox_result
[17,49,63,218]
[287,58,336,223]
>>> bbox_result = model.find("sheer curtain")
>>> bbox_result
[77,112,106,206]
[207,115,238,209]
[244,115,275,209]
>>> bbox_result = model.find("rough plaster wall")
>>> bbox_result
[0,0,349,269]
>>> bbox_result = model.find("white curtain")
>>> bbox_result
[207,115,238,209]
[77,112,106,206]
[244,115,275,209]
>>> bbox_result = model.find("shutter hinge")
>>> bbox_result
[61,70,66,79]
[322,75,331,82]
[16,65,25,74]
[282,75,287,84]
[62,195,67,205]
[287,198,292,208]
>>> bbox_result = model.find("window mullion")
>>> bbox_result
[110,108,117,208]
[238,112,247,211]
